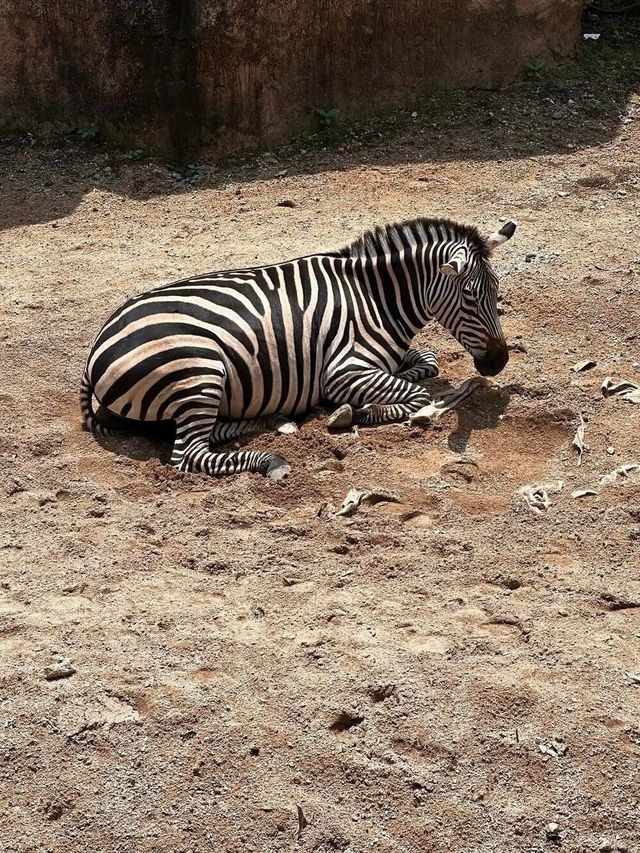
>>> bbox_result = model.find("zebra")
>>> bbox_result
[81,216,516,479]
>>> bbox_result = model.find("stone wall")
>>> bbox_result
[0,0,584,157]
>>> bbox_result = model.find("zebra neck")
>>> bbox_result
[363,252,431,340]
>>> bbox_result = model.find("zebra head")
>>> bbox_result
[431,221,516,377]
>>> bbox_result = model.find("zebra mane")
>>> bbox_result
[340,217,490,260]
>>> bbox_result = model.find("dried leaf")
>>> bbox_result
[335,488,401,517]
[571,359,596,373]
[571,488,597,499]
[572,463,640,498]
[297,804,308,838]
[615,463,640,477]
[572,414,588,466]
[601,376,640,404]
[598,463,640,488]
[336,488,365,517]
[517,481,563,515]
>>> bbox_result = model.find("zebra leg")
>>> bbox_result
[324,359,431,429]
[330,399,431,428]
[395,347,439,383]
[166,374,291,480]
[210,415,298,445]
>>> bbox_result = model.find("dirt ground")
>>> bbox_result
[1,18,640,853]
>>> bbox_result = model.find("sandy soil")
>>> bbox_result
[1,27,639,853]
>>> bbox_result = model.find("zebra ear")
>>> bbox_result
[486,220,517,250]
[440,248,468,277]
[440,261,462,277]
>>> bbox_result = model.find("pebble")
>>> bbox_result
[277,199,296,208]
[545,822,561,841]
[607,446,615,455]
[44,659,76,681]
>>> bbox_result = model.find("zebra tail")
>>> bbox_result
[80,369,108,435]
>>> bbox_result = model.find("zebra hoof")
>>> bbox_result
[266,456,292,481]
[409,404,437,427]
[328,404,354,430]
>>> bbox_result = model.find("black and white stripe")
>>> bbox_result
[81,216,515,478]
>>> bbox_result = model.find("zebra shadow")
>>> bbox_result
[91,407,176,464]
[90,384,514,464]
[444,382,513,453]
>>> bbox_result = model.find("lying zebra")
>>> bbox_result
[81,216,516,479]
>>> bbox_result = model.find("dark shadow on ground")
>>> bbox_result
[91,403,365,467]
[446,383,513,453]
[1,12,638,232]
[90,378,556,476]
[92,409,175,465]
[92,377,484,469]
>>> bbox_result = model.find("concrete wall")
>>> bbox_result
[0,1,584,158]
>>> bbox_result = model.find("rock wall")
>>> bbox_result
[0,0,584,157]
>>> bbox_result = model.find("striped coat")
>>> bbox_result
[82,216,515,478]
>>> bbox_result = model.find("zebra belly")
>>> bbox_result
[90,329,324,423]
[217,347,325,420]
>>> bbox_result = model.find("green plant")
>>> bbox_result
[124,148,145,161]
[524,57,547,78]
[79,123,98,142]
[314,107,341,129]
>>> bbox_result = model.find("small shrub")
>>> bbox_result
[184,162,204,176]
[124,148,145,161]
[78,123,98,142]
[524,58,547,79]
[314,107,341,129]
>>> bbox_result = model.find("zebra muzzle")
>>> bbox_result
[473,339,509,376]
